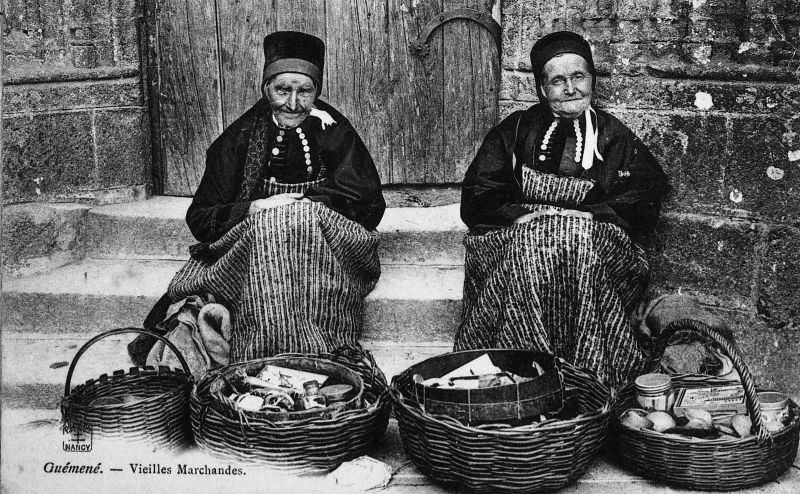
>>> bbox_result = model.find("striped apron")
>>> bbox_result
[455,167,648,386]
[168,179,380,362]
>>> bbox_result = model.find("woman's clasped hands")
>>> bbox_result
[247,193,313,215]
[513,207,593,224]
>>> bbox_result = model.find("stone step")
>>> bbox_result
[2,202,91,278]
[0,332,452,410]
[2,259,464,341]
[85,196,466,265]
[5,256,800,401]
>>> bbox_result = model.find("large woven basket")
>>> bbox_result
[612,319,800,491]
[391,349,614,493]
[60,327,194,450]
[190,345,391,473]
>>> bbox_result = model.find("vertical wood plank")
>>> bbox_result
[324,0,391,182]
[274,0,326,35]
[144,0,164,193]
[475,0,500,136]
[1,10,5,207]
[216,0,277,126]
[386,0,444,183]
[158,0,222,196]
[441,0,499,182]
[274,0,326,42]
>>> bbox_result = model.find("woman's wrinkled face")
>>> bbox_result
[264,73,316,128]
[541,53,593,119]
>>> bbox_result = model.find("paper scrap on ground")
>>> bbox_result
[327,456,393,491]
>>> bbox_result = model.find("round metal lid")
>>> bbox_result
[320,384,354,402]
[757,391,788,410]
[634,373,672,391]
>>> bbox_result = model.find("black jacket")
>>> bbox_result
[461,103,669,235]
[186,98,385,243]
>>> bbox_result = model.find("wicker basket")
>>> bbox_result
[60,327,194,450]
[190,345,391,473]
[391,350,614,493]
[611,319,800,491]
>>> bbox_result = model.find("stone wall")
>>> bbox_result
[499,0,800,387]
[2,0,150,205]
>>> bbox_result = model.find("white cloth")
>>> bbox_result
[146,295,232,377]
[581,107,603,170]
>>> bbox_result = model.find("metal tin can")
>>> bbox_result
[634,373,674,412]
[758,391,790,432]
[319,384,354,404]
[303,380,327,409]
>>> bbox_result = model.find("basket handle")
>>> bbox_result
[652,318,769,442]
[63,327,191,397]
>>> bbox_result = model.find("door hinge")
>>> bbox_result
[409,8,502,58]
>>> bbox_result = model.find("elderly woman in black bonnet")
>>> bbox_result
[151,31,384,363]
[458,31,668,387]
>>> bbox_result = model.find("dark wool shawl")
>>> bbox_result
[461,102,669,235]
[186,98,385,243]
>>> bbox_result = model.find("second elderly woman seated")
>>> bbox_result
[458,31,668,387]
[164,31,385,362]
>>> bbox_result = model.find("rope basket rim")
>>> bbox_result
[191,385,391,429]
[391,356,614,436]
[192,354,376,425]
[62,368,192,408]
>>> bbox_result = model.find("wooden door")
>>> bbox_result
[150,0,500,196]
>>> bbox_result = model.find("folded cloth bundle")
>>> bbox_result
[146,294,232,377]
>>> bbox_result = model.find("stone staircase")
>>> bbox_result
[2,196,464,405]
[2,196,798,493]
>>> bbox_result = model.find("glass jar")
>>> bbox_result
[303,380,327,409]
[634,373,674,412]
[758,391,790,432]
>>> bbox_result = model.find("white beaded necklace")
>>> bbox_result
[267,119,316,182]
[573,119,583,163]
[538,118,583,164]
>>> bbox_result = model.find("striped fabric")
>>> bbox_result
[456,167,648,387]
[168,180,380,362]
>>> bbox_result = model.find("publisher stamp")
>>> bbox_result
[62,422,93,453]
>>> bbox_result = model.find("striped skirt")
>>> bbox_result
[168,201,380,362]
[455,170,649,387]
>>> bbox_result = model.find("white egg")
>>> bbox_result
[684,408,713,424]
[646,411,677,432]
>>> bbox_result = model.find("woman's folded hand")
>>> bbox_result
[248,193,306,215]
[513,208,593,224]
[558,209,593,219]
